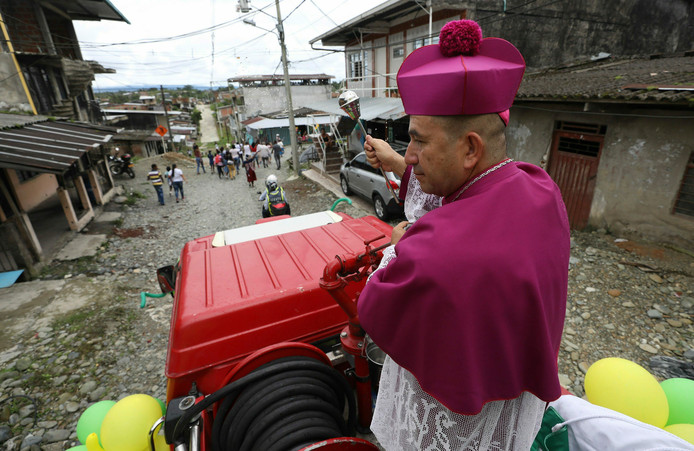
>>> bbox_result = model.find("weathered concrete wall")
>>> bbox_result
[470,0,694,69]
[0,54,32,113]
[243,85,332,116]
[593,116,693,245]
[7,170,59,212]
[507,106,694,245]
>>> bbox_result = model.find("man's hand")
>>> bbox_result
[365,136,406,178]
[391,221,411,245]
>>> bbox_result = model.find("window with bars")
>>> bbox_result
[673,152,694,218]
[555,121,607,135]
[557,137,601,157]
[413,38,429,49]
[349,52,367,78]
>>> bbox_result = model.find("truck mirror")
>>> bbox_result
[157,265,176,295]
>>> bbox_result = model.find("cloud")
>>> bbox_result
[73,0,376,89]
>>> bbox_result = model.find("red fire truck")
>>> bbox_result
[156,210,392,450]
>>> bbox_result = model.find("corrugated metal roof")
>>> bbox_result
[0,119,116,174]
[242,117,266,126]
[0,114,52,130]
[101,109,182,116]
[47,0,130,23]
[229,74,333,83]
[299,97,406,121]
[245,116,334,130]
[517,54,694,105]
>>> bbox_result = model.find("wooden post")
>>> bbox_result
[87,169,104,205]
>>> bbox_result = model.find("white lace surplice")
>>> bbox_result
[403,171,441,223]
[371,357,545,451]
[367,171,545,450]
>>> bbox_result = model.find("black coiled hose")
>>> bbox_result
[172,356,356,451]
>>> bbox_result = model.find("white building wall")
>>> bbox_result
[374,37,387,97]
[241,85,332,116]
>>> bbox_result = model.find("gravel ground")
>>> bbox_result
[0,151,692,449]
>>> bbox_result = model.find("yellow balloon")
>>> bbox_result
[584,357,669,428]
[153,422,169,451]
[100,394,163,451]
[85,432,104,451]
[664,424,694,445]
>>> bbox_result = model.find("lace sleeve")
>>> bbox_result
[404,173,441,222]
[367,244,397,283]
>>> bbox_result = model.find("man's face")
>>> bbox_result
[404,115,469,197]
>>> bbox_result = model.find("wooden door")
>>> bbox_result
[547,130,604,229]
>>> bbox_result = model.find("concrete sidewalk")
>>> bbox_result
[302,168,374,215]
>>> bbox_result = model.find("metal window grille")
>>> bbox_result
[673,152,694,218]
[555,121,607,135]
[557,137,601,158]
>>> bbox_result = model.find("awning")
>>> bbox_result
[0,118,116,174]
[245,115,334,130]
[297,97,406,121]
[45,0,131,23]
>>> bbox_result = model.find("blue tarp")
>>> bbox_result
[0,270,23,288]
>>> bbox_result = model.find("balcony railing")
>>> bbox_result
[345,73,399,98]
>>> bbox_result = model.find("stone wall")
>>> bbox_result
[468,0,694,69]
[0,54,32,112]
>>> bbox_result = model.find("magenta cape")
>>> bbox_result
[358,162,570,415]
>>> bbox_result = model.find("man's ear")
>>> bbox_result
[461,131,484,170]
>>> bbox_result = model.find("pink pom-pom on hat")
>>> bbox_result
[439,19,482,57]
[397,19,525,118]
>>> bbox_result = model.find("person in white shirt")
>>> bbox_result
[170,163,187,203]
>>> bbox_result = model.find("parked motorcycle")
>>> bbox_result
[108,153,135,178]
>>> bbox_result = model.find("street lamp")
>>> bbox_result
[241,1,300,177]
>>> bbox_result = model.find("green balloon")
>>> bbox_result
[661,378,694,426]
[75,400,116,445]
[66,446,87,451]
[155,397,167,415]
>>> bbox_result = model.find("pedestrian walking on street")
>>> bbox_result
[194,144,206,174]
[207,150,215,173]
[147,164,165,206]
[164,166,173,196]
[214,152,225,179]
[226,150,237,180]
[243,142,252,167]
[272,140,282,170]
[258,142,270,168]
[231,142,241,174]
[243,153,257,187]
[170,163,186,203]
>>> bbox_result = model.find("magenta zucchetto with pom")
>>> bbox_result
[439,19,482,57]
[396,19,526,117]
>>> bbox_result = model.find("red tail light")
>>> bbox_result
[388,180,399,190]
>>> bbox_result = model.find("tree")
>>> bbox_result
[191,109,202,126]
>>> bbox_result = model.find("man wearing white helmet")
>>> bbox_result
[259,174,290,217]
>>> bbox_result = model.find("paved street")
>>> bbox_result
[197,104,219,144]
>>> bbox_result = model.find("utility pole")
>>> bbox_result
[160,85,174,152]
[275,0,300,176]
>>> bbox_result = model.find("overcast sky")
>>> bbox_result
[73,0,381,90]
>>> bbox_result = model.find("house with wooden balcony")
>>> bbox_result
[0,0,128,280]
[0,0,128,121]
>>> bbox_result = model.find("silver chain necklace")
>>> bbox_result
[452,158,514,202]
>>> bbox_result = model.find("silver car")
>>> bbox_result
[339,151,404,221]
